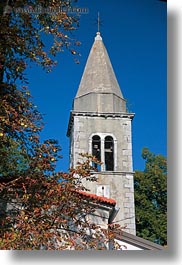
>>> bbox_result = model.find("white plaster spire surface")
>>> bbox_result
[75,31,123,99]
[74,32,126,113]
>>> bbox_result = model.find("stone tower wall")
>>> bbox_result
[69,113,136,235]
[67,32,136,235]
[71,114,133,172]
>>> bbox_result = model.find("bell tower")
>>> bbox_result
[67,32,136,235]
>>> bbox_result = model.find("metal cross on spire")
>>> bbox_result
[94,12,103,35]
[97,12,101,32]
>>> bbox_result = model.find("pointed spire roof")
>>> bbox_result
[73,32,126,113]
[75,32,124,100]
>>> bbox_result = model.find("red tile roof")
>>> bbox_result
[0,178,116,206]
[76,190,116,206]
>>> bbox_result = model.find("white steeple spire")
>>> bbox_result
[74,32,126,113]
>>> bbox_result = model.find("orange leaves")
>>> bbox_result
[22,183,27,193]
[0,0,80,90]
[0,0,86,250]
[0,134,123,250]
[35,193,41,200]
[0,170,122,250]
[47,189,54,196]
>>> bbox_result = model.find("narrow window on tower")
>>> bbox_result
[92,135,101,171]
[104,136,114,171]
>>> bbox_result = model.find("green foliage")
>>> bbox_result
[134,148,167,246]
[0,138,29,177]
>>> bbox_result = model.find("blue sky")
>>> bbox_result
[27,0,167,172]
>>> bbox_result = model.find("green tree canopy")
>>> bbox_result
[134,148,167,246]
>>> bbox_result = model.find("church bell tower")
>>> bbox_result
[67,31,136,235]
